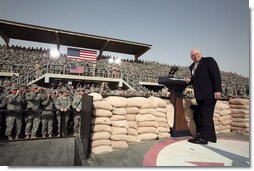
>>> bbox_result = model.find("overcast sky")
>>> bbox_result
[0,0,250,77]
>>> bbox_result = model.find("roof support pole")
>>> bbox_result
[55,31,60,51]
[0,29,9,47]
[99,39,110,58]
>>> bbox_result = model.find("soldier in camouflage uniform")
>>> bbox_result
[72,88,86,136]
[25,84,43,139]
[55,87,72,137]
[41,89,57,138]
[0,85,7,138]
[5,86,23,140]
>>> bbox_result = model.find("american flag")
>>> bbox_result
[67,48,97,62]
[70,65,84,74]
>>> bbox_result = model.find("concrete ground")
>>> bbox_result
[0,137,75,166]
[87,132,249,167]
[0,132,249,167]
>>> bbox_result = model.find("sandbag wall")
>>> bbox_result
[89,94,172,154]
[229,98,249,136]
[213,101,232,134]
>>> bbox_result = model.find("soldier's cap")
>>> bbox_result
[10,85,19,90]
[61,87,69,92]
[30,84,39,88]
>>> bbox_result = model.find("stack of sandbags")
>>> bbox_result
[149,97,170,139]
[229,98,249,136]
[90,98,113,154]
[126,105,140,143]
[165,100,174,129]
[183,98,196,136]
[126,97,158,141]
[214,100,231,134]
[104,96,129,149]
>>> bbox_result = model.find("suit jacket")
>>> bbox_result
[189,57,222,100]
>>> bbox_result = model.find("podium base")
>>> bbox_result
[170,129,191,138]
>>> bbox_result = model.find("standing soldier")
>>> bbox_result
[0,85,7,138]
[55,87,72,137]
[25,84,43,139]
[5,86,23,140]
[72,88,86,136]
[41,89,57,138]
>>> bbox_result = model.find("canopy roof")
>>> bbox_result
[0,19,152,58]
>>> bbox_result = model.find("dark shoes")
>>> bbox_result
[188,137,208,145]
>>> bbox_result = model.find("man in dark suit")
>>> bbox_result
[186,49,222,144]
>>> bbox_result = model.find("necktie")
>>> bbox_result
[192,62,199,76]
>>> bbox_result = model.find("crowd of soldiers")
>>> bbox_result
[0,82,85,140]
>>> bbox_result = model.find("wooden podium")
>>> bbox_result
[158,76,191,137]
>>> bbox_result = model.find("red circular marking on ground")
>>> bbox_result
[143,137,248,166]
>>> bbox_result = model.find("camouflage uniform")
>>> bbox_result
[41,90,56,138]
[0,86,7,137]
[5,86,23,140]
[72,88,85,136]
[25,84,43,139]
[55,88,72,137]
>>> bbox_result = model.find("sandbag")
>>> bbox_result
[232,118,249,122]
[231,122,249,128]
[139,109,156,115]
[231,113,249,118]
[128,128,138,136]
[111,127,128,135]
[110,115,126,121]
[156,117,167,123]
[166,103,174,128]
[148,96,167,108]
[158,132,170,139]
[104,96,127,107]
[127,135,141,142]
[110,134,128,141]
[158,121,169,128]
[138,133,157,141]
[93,109,113,117]
[137,126,159,134]
[219,124,231,130]
[126,97,148,107]
[88,93,103,101]
[229,98,249,105]
[215,102,230,110]
[138,121,158,128]
[111,140,128,149]
[219,115,231,121]
[126,114,136,121]
[91,145,113,154]
[154,111,166,118]
[90,139,111,147]
[128,121,138,129]
[91,117,112,125]
[91,124,112,133]
[219,119,232,126]
[112,107,127,115]
[90,132,111,140]
[93,101,113,111]
[158,127,170,132]
[126,107,139,114]
[156,108,167,114]
[111,120,129,129]
[229,104,249,110]
[136,114,156,122]
[230,109,249,114]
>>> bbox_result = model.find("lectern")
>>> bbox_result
[158,76,191,137]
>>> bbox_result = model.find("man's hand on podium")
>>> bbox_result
[185,78,191,84]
